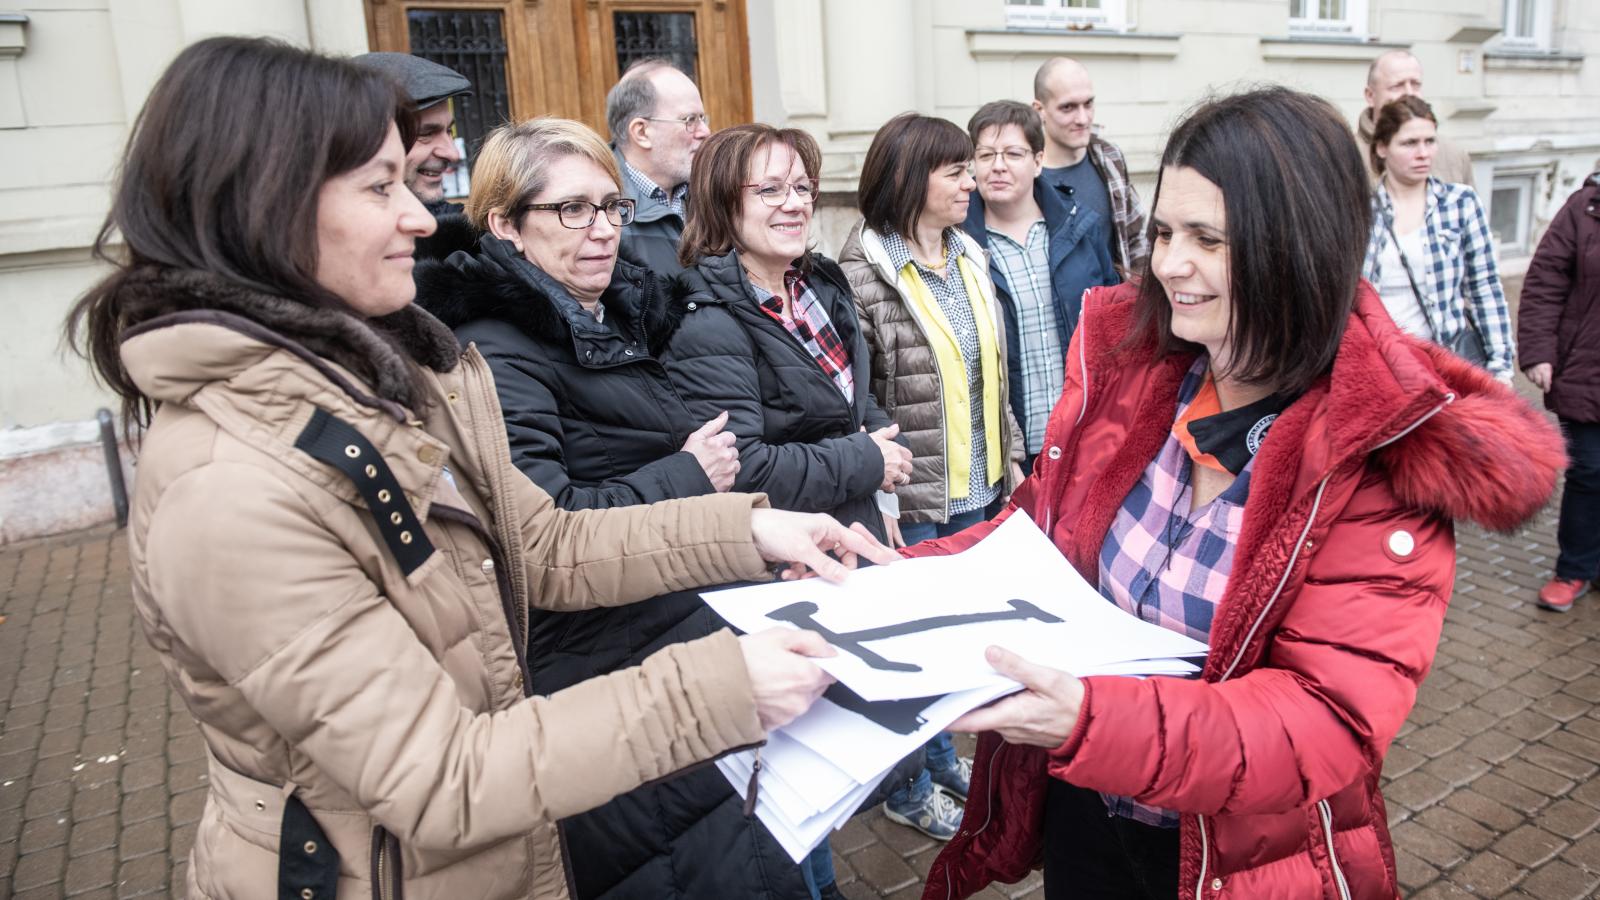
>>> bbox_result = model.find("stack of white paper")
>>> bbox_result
[701,512,1207,862]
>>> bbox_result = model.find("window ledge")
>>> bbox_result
[966,28,1180,60]
[1260,35,1408,62]
[0,13,26,59]
[1484,49,1584,72]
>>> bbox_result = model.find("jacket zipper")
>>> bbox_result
[942,736,1007,899]
[371,826,402,900]
[1197,395,1454,897]
[1318,800,1353,900]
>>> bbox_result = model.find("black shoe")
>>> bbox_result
[817,883,846,900]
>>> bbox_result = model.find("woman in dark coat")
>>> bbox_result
[671,125,913,547]
[1519,172,1600,612]
[415,116,809,900]
[671,124,915,898]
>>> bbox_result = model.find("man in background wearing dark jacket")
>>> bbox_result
[1031,57,1149,278]
[964,101,1119,475]
[1519,172,1600,613]
[353,53,472,217]
[605,58,711,275]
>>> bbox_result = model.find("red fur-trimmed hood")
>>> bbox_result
[1373,344,1564,532]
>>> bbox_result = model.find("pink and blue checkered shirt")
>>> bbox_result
[1095,356,1253,828]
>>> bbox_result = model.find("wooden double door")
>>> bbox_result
[365,0,751,162]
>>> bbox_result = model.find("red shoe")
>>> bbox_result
[1537,578,1591,613]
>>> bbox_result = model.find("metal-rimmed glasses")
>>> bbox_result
[974,146,1036,167]
[519,198,636,230]
[643,113,712,132]
[743,179,820,207]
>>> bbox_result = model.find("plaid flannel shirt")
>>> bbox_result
[1087,133,1150,277]
[986,220,1062,454]
[1363,178,1515,377]
[750,270,855,399]
[1097,357,1249,827]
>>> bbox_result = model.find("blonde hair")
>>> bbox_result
[465,117,621,231]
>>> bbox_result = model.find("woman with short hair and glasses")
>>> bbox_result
[415,117,819,899]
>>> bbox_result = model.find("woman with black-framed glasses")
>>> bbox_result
[414,116,819,900]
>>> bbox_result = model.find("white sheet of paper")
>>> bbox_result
[703,512,1208,701]
[719,752,893,862]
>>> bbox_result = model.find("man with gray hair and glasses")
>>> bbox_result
[606,58,712,274]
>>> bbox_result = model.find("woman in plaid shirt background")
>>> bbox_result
[1363,95,1516,382]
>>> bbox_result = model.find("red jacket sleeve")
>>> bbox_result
[1518,188,1583,369]
[1048,467,1453,816]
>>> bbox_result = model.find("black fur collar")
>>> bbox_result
[113,266,460,411]
[414,234,693,355]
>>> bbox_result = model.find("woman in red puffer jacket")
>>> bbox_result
[909,88,1565,899]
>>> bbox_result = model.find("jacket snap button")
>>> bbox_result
[399,531,413,545]
[304,840,317,854]
[1388,530,1415,557]
[390,512,403,526]
[687,301,697,310]
[418,446,440,465]
[514,670,525,691]
[377,489,392,504]
[586,350,593,359]
[254,800,266,811]
[481,558,495,575]
[1047,446,1062,460]
[344,444,361,458]
[1211,877,1223,890]
[624,349,635,356]
[301,889,315,900]
[446,391,459,403]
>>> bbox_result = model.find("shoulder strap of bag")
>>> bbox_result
[1382,214,1444,343]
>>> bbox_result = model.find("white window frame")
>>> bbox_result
[1004,0,1129,32]
[1500,0,1555,51]
[1287,0,1370,39]
[1489,172,1538,256]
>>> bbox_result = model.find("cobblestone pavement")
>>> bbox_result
[1,472,1596,899]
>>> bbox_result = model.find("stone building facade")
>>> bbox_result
[2,0,1595,542]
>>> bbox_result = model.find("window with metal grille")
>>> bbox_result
[407,9,513,197]
[614,12,699,80]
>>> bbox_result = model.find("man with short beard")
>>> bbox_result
[354,53,473,216]
[1357,49,1474,186]
[605,59,711,275]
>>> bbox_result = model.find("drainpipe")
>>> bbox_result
[97,408,129,528]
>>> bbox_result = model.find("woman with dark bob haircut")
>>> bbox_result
[903,87,1564,898]
[64,36,893,900]
[839,113,1027,842]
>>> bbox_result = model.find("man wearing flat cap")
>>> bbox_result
[354,53,473,216]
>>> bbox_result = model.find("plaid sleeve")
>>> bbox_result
[1454,189,1515,376]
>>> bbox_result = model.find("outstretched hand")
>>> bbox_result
[739,627,837,730]
[749,509,901,583]
[948,646,1085,748]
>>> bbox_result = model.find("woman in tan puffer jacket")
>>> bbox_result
[65,37,892,900]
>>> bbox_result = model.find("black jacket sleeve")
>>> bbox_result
[668,311,886,514]
[484,350,714,511]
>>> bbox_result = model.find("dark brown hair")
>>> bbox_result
[1370,95,1437,175]
[64,36,415,429]
[678,123,822,267]
[1133,86,1373,396]
[967,100,1044,154]
[857,113,973,238]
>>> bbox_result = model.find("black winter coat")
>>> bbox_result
[672,250,902,540]
[414,233,809,900]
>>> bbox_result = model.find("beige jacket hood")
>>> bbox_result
[118,269,771,900]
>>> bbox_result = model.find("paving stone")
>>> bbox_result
[67,815,118,856]
[1391,819,1469,868]
[1492,823,1568,868]
[1381,770,1452,812]
[1539,797,1600,840]
[1471,772,1553,815]
[19,815,71,854]
[116,819,168,861]
[1392,846,1440,893]
[1517,860,1600,900]
[1448,850,1527,896]
[62,848,115,896]
[1413,806,1497,851]
[848,843,919,895]
[13,842,68,891]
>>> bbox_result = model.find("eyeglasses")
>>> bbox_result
[744,179,819,207]
[974,147,1036,167]
[643,113,711,132]
[519,198,636,230]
